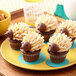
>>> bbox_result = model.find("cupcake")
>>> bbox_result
[58,20,76,44]
[35,14,58,42]
[20,32,44,62]
[48,33,72,63]
[4,22,29,50]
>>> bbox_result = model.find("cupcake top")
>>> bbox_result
[35,14,58,32]
[8,22,30,41]
[49,33,72,52]
[21,32,44,52]
[59,20,76,38]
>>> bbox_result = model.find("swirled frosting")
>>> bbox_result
[8,22,30,41]
[49,33,72,52]
[59,20,76,38]
[22,32,44,52]
[35,14,58,32]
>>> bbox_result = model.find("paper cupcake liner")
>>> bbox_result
[22,52,40,62]
[21,49,41,62]
[8,38,21,50]
[50,54,67,63]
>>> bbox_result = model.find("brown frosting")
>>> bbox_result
[49,43,60,52]
[8,38,21,43]
[48,49,69,55]
[36,29,55,35]
[4,30,13,39]
[21,42,31,52]
[37,23,46,32]
[71,37,76,42]
[60,28,69,36]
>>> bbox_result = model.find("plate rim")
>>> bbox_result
[1,39,76,71]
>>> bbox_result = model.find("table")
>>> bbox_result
[0,9,76,76]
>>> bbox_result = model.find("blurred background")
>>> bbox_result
[0,0,63,14]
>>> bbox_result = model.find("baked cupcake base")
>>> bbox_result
[36,30,55,42]
[8,38,21,50]
[48,50,69,63]
[20,49,41,62]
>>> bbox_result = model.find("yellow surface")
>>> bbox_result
[0,10,11,36]
[26,22,35,26]
[24,0,43,3]
[1,39,76,71]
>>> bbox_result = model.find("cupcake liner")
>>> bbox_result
[50,54,67,63]
[22,52,40,62]
[48,49,69,63]
[21,49,41,62]
[8,38,21,50]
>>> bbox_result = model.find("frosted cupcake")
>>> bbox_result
[20,32,44,62]
[4,22,29,50]
[35,14,58,42]
[48,33,72,63]
[59,20,76,44]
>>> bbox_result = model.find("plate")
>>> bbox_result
[1,39,76,71]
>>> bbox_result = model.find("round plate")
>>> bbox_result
[1,39,76,71]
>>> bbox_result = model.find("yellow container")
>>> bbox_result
[24,0,44,26]
[0,10,11,36]
[24,0,43,3]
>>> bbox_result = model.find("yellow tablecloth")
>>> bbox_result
[0,0,63,14]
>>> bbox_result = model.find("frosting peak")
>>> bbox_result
[59,20,76,38]
[35,14,58,32]
[49,33,72,52]
[8,22,30,41]
[22,32,44,52]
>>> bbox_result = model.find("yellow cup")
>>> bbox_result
[0,10,11,36]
